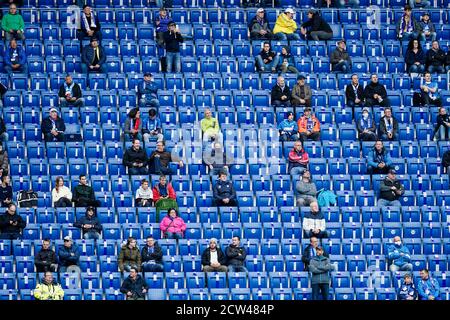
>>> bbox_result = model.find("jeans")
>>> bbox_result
[399,32,419,41]
[427,65,445,74]
[359,132,378,141]
[5,31,24,41]
[377,199,401,207]
[389,263,413,272]
[300,132,320,142]
[280,132,300,142]
[142,262,164,272]
[128,166,148,175]
[272,99,291,106]
[45,133,65,142]
[165,232,183,240]
[310,31,333,41]
[380,133,399,141]
[144,132,164,144]
[81,64,108,74]
[0,232,21,240]
[123,263,139,272]
[4,64,28,75]
[59,97,85,108]
[290,166,307,176]
[153,157,173,175]
[255,55,280,72]
[409,0,431,8]
[125,132,143,142]
[84,232,101,240]
[275,32,300,41]
[139,96,160,109]
[435,124,450,141]
[166,52,181,73]
[409,64,425,74]
[365,97,391,108]
[54,197,72,208]
[0,132,9,145]
[333,61,351,73]
[311,283,329,300]
[304,230,328,239]
[227,265,248,273]
[367,165,390,175]
[79,30,103,43]
[419,32,436,42]
[347,100,364,110]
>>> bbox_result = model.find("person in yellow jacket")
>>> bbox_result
[200,108,223,145]
[34,272,65,300]
[273,8,300,40]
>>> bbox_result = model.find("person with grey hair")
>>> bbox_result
[201,238,228,272]
[271,76,291,106]
[295,170,317,207]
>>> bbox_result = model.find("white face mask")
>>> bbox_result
[395,241,402,246]
[363,113,369,119]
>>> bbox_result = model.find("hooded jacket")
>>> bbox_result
[141,242,163,264]
[35,248,58,273]
[213,179,237,201]
[380,176,405,201]
[201,246,227,266]
[288,147,309,172]
[273,13,297,35]
[159,214,186,235]
[278,46,295,68]
[309,255,334,284]
[367,146,393,169]
[118,245,142,272]
[278,119,298,133]
[58,244,80,267]
[34,279,64,300]
[417,276,440,300]
[226,244,247,267]
[302,211,326,234]
[398,281,418,300]
[138,80,158,99]
[0,211,26,235]
[73,211,102,236]
[120,274,149,298]
[41,116,66,135]
[123,146,148,168]
[387,243,411,267]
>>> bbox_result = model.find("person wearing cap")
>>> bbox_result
[1,4,25,41]
[417,269,441,300]
[141,236,164,272]
[388,236,413,273]
[379,107,398,141]
[58,74,85,108]
[405,39,426,74]
[41,108,66,142]
[378,169,405,207]
[300,9,333,41]
[278,111,300,141]
[201,238,228,272]
[309,246,334,300]
[154,7,173,47]
[73,206,103,240]
[433,107,450,141]
[0,203,25,240]
[418,12,436,42]
[138,73,160,110]
[396,5,421,41]
[58,236,80,273]
[397,273,418,300]
[288,140,309,175]
[426,40,446,74]
[295,170,317,207]
[363,74,391,108]
[163,21,184,73]
[255,41,279,73]
[213,171,237,207]
[3,38,28,75]
[81,37,107,73]
[409,0,431,10]
[345,74,364,109]
[79,5,102,42]
[367,140,392,174]
[277,46,299,74]
[330,39,352,73]
[297,107,321,142]
[52,176,72,208]
[124,107,143,142]
[271,76,291,106]
[356,108,378,141]
[201,108,223,145]
[291,75,311,107]
[123,138,149,175]
[249,8,274,40]
[143,108,164,144]
[273,8,300,41]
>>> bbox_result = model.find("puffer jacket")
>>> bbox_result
[0,211,26,235]
[213,179,237,201]
[34,248,58,273]
[159,215,186,235]
[273,13,297,35]
[309,255,334,284]
[118,245,142,272]
[387,244,411,267]
[417,277,440,300]
[58,244,80,267]
[367,146,393,169]
[34,279,64,300]
[398,281,418,300]
[288,147,309,172]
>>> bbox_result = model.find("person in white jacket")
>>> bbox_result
[302,201,328,239]
[135,179,153,207]
[52,176,72,208]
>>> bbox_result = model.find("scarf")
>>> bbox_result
[400,15,413,35]
[352,84,359,99]
[375,149,385,164]
[64,82,74,96]
[383,117,393,133]
[82,11,97,32]
[131,117,141,132]
[256,16,265,27]
[158,184,168,197]
[359,116,372,130]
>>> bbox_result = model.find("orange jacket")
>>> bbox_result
[297,115,321,133]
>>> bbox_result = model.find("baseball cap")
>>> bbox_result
[144,72,152,77]
[362,107,370,113]
[285,8,295,14]
[388,169,396,175]
[90,37,98,42]
[257,8,265,13]
[297,74,306,80]
[308,8,317,14]
[423,11,430,16]
[49,108,58,113]
[63,236,72,241]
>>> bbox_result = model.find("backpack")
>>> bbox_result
[317,189,337,208]
[17,190,38,208]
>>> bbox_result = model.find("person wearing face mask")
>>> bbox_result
[398,273,418,300]
[387,236,413,273]
[356,108,377,141]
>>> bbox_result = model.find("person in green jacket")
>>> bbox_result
[200,108,223,146]
[1,4,25,41]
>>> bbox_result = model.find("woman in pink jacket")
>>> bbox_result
[159,208,186,240]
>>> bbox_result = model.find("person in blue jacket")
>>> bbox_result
[417,269,440,300]
[367,140,392,174]
[138,73,160,109]
[388,236,413,272]
[398,273,418,300]
[58,236,80,273]
[278,112,299,141]
[3,38,27,75]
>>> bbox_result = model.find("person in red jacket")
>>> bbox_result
[159,208,186,239]
[288,141,309,176]
[152,175,177,221]
[297,107,321,142]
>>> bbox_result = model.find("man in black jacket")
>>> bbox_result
[123,139,148,175]
[81,38,107,74]
[271,76,291,106]
[301,236,329,271]
[72,175,101,207]
[0,203,25,239]
[346,74,365,109]
[434,107,450,141]
[379,107,399,141]
[163,22,183,73]
[213,172,237,207]
[363,74,391,108]
[201,238,228,272]
[300,9,333,41]
[58,74,84,108]
[35,239,58,272]
[79,5,102,42]
[255,42,279,72]
[249,8,274,40]
[73,206,102,240]
[41,108,65,142]
[141,236,164,272]
[226,236,248,273]
[426,41,446,74]
[120,267,149,300]
[377,169,405,207]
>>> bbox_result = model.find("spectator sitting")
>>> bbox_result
[345,74,364,109]
[58,236,80,273]
[303,201,328,239]
[330,39,352,73]
[163,22,184,73]
[213,171,238,207]
[288,140,309,175]
[444,150,450,173]
[255,42,279,73]
[379,107,399,141]
[203,142,232,177]
[1,4,24,41]
[419,12,436,42]
[0,81,7,108]
[301,236,329,271]
[159,208,186,240]
[149,141,183,175]
[79,5,102,42]
[356,107,378,141]
[405,39,426,74]
[226,236,248,273]
[81,37,107,73]
[273,7,300,40]
[0,175,12,207]
[120,267,148,300]
[143,108,164,144]
[73,206,102,240]
[426,41,446,73]
[398,273,418,300]
[201,108,223,145]
[396,5,421,41]
[0,116,8,146]
[138,73,160,110]
[291,75,312,107]
[3,38,27,74]
[300,9,333,41]
[135,179,153,207]
[378,169,405,207]
[434,107,450,141]
[201,238,228,272]
[388,236,413,272]
[363,74,391,108]
[249,8,274,40]
[0,203,25,240]
[119,237,142,272]
[367,140,392,174]
[34,239,58,273]
[295,170,318,207]
[52,176,72,208]
[124,107,143,142]
[58,74,85,108]
[417,269,441,300]
[141,236,164,272]
[277,46,299,74]
[155,7,173,47]
[416,72,442,108]
[123,139,148,175]
[446,48,450,72]
[41,108,65,142]
[34,272,64,301]
[152,175,178,218]
[72,174,101,207]
[271,76,291,106]
[309,246,334,300]
[297,107,321,142]
[278,111,300,142]
[409,0,431,8]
